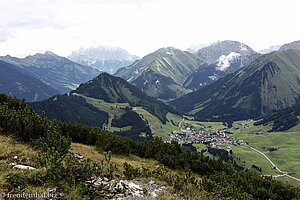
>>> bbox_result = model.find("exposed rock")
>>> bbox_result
[13,165,36,170]
[87,177,165,199]
[74,153,83,159]
[47,188,57,193]
[13,155,22,163]
[10,163,36,170]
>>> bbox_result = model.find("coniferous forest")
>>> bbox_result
[254,102,300,131]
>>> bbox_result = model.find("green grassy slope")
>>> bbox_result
[80,95,130,130]
[232,145,277,175]
[227,120,300,179]
[78,94,182,140]
[236,131,300,178]
[73,72,177,124]
[115,47,205,84]
[134,108,182,140]
[29,94,109,127]
[131,70,190,100]
[30,73,181,141]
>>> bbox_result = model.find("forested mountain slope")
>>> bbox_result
[30,73,178,141]
[0,60,59,102]
[171,49,300,121]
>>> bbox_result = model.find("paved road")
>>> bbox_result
[246,145,300,182]
[246,145,283,173]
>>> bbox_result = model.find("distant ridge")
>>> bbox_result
[258,45,281,54]
[0,60,59,102]
[279,40,300,51]
[68,46,139,74]
[0,52,100,93]
[186,44,209,53]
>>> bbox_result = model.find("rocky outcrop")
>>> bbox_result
[9,155,36,170]
[87,177,166,199]
[10,163,36,170]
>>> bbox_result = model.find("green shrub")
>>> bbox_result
[7,171,28,190]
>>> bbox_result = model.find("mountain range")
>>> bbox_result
[2,39,300,124]
[0,51,100,93]
[256,40,300,54]
[68,46,139,74]
[0,60,59,102]
[115,47,206,100]
[170,49,300,121]
[115,41,261,99]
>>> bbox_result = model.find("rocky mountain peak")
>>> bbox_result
[68,46,139,73]
[45,51,57,56]
[154,47,178,56]
[25,51,63,62]
[195,40,258,64]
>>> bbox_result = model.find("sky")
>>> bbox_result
[0,0,300,58]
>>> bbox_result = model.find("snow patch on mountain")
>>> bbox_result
[216,52,241,71]
[208,75,217,80]
[240,43,248,51]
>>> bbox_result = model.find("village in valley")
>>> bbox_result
[168,118,253,151]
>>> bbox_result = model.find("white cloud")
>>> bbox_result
[0,30,10,43]
[0,0,300,57]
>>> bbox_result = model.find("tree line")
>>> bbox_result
[254,102,300,131]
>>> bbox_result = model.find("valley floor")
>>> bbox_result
[162,116,300,187]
